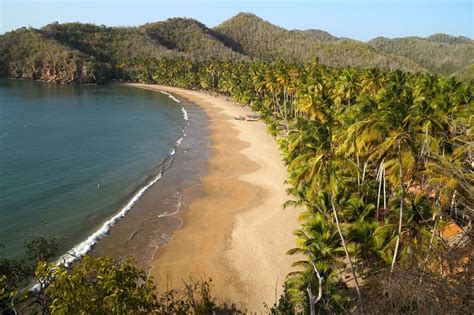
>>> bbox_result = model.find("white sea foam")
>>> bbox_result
[55,172,164,267]
[159,90,181,104]
[159,90,188,121]
[54,128,187,267]
[181,107,189,121]
[31,90,191,290]
[30,169,167,291]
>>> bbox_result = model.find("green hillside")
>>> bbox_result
[369,35,474,75]
[141,18,246,60]
[40,22,176,63]
[0,27,107,83]
[1,13,472,84]
[426,33,472,45]
[213,13,425,71]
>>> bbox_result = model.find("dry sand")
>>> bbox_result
[127,84,299,313]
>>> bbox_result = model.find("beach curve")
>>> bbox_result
[127,83,300,312]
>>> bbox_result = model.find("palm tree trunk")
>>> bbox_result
[420,216,439,283]
[376,161,384,221]
[356,152,361,194]
[391,142,404,275]
[361,161,367,185]
[306,254,323,315]
[450,190,457,217]
[308,254,323,303]
[383,167,387,210]
[307,283,316,315]
[283,86,289,131]
[330,194,363,310]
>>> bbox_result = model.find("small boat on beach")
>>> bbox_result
[245,117,258,121]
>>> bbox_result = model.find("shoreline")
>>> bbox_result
[89,85,210,272]
[127,84,299,311]
[0,80,203,265]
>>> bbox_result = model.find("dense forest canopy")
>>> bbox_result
[1,13,472,84]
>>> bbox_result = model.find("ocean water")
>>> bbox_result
[0,79,187,261]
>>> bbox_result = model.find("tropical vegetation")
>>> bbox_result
[123,58,472,313]
[1,237,242,314]
[1,14,472,314]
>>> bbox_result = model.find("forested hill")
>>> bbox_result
[141,18,247,60]
[369,34,474,76]
[213,13,423,71]
[0,27,110,83]
[0,12,472,84]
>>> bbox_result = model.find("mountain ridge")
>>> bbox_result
[213,13,425,72]
[1,12,472,83]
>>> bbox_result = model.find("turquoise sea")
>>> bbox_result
[0,79,187,260]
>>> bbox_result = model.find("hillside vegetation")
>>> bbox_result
[369,35,474,75]
[451,64,474,85]
[1,13,472,84]
[141,18,246,60]
[214,13,424,72]
[39,22,180,79]
[299,29,339,42]
[0,27,107,83]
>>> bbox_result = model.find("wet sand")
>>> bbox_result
[90,95,210,271]
[127,84,299,312]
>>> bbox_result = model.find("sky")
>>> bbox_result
[0,0,472,41]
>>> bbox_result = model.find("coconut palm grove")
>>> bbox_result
[130,58,472,313]
[1,11,473,315]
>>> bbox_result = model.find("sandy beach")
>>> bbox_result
[127,83,299,312]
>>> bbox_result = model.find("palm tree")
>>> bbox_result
[354,70,421,274]
[361,68,385,96]
[124,56,472,310]
[287,210,346,313]
[332,68,360,108]
[284,117,364,309]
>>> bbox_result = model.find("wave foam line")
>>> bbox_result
[181,107,189,121]
[159,90,188,121]
[30,133,187,291]
[57,131,186,266]
[159,90,181,104]
[56,172,164,266]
